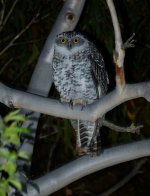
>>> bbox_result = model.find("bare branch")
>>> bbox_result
[103,120,143,134]
[0,58,13,75]
[123,33,136,49]
[0,13,39,56]
[106,0,125,91]
[0,0,18,32]
[0,81,149,122]
[0,0,5,27]
[22,140,150,196]
[100,158,147,196]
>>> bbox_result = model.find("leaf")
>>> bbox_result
[18,151,29,160]
[1,162,16,176]
[4,124,29,135]
[0,179,8,191]
[0,148,10,159]
[0,148,17,163]
[4,110,26,123]
[2,130,20,145]
[9,178,22,191]
[17,127,29,134]
[0,189,6,196]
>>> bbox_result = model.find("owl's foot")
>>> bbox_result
[72,99,87,110]
[76,147,89,156]
[60,97,70,103]
[60,98,87,110]
[69,100,74,110]
[76,146,101,157]
[60,98,73,109]
[72,99,87,105]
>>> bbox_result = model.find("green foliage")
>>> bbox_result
[0,110,29,196]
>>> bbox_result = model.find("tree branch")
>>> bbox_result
[103,120,143,134]
[0,13,39,56]
[100,158,148,196]
[21,139,150,196]
[0,58,13,75]
[106,0,125,91]
[0,0,18,32]
[0,0,5,28]
[0,81,149,122]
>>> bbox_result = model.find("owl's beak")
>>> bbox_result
[67,42,72,49]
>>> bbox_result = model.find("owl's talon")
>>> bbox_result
[69,100,74,110]
[81,104,86,111]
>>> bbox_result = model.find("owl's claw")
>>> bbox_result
[60,98,87,110]
[76,146,101,157]
[81,104,86,111]
[69,100,74,110]
[71,99,87,110]
[60,97,70,103]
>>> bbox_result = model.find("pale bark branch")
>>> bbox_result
[0,81,149,122]
[106,0,125,91]
[22,139,150,196]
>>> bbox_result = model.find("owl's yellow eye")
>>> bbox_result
[60,37,67,44]
[72,37,79,44]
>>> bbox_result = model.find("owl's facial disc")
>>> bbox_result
[56,32,86,51]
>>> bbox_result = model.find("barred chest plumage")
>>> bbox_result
[53,50,98,104]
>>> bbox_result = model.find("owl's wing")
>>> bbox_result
[88,43,109,98]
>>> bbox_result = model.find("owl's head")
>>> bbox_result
[54,31,88,54]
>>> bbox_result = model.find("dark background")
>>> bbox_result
[0,0,150,195]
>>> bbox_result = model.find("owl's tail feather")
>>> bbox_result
[71,119,102,156]
[89,121,102,156]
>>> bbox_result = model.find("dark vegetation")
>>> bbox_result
[0,0,150,195]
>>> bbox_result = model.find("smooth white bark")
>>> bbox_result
[0,81,149,122]
[22,139,150,196]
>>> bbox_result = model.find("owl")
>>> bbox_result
[52,31,109,156]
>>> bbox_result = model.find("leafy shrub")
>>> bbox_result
[0,110,29,196]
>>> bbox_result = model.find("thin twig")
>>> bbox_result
[123,33,136,49]
[0,0,5,27]
[106,0,125,91]
[100,158,148,196]
[0,0,18,32]
[13,38,45,46]
[103,120,143,134]
[0,58,13,75]
[0,13,39,56]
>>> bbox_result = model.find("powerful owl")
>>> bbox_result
[52,31,109,156]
